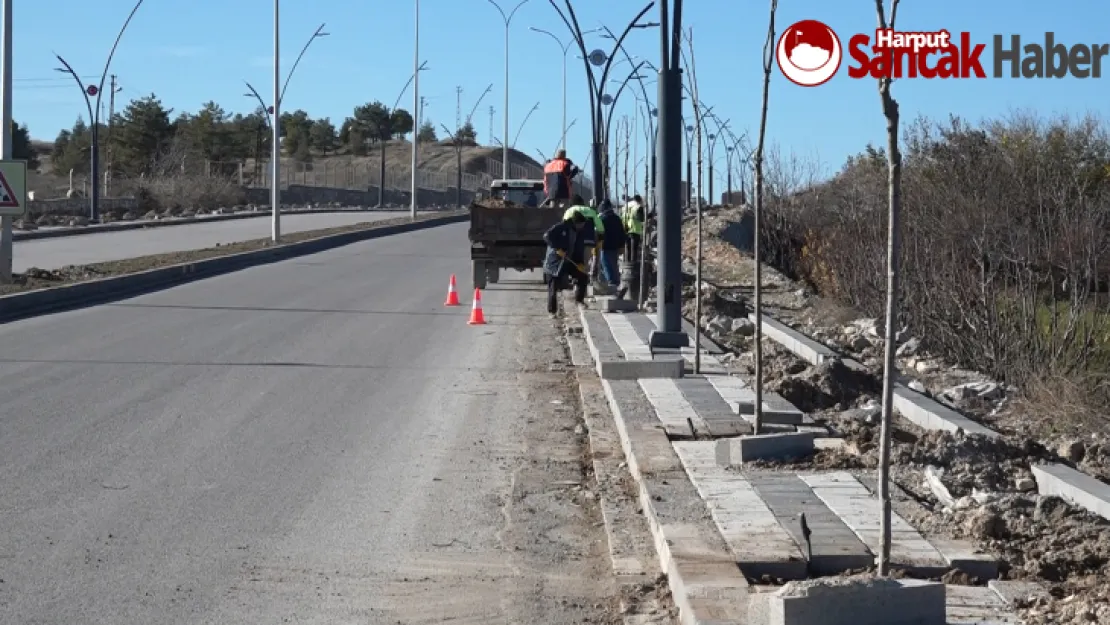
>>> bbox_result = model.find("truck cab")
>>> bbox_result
[488,179,545,206]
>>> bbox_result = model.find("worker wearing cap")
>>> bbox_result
[563,199,605,280]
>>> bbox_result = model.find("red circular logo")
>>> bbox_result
[86,85,99,96]
[776,20,842,87]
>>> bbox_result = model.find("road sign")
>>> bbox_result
[0,160,28,217]
[86,85,98,96]
[588,49,607,66]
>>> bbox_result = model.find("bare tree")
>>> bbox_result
[751,0,778,434]
[873,0,903,577]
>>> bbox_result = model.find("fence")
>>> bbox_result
[31,149,595,204]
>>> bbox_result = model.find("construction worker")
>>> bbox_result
[543,149,581,204]
[597,200,627,291]
[622,194,645,262]
[563,198,604,282]
[542,210,589,314]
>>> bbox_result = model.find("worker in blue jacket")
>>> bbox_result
[542,209,590,314]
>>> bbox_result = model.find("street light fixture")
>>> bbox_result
[240,20,329,241]
[530,26,598,153]
[487,0,530,179]
[547,0,657,203]
[243,22,329,126]
[512,101,540,147]
[53,0,146,223]
[379,60,428,208]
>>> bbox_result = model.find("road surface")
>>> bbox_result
[0,223,619,624]
[12,211,427,272]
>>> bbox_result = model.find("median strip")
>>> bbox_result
[0,211,466,323]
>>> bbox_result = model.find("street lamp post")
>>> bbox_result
[411,0,420,219]
[54,0,146,224]
[487,0,530,179]
[379,60,428,208]
[548,0,657,203]
[243,21,329,241]
[530,27,599,153]
[0,0,11,283]
[651,0,688,348]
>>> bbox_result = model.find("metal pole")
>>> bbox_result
[410,0,419,219]
[649,0,687,348]
[561,46,567,151]
[271,0,281,241]
[0,0,11,283]
[503,22,510,177]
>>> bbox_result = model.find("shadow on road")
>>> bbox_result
[0,357,525,372]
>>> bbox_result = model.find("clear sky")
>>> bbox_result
[13,0,1110,182]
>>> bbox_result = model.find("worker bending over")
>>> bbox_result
[563,199,604,282]
[542,149,581,205]
[542,209,590,314]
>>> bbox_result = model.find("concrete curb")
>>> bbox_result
[570,310,750,625]
[744,303,1110,526]
[746,311,996,437]
[12,206,441,241]
[0,212,467,324]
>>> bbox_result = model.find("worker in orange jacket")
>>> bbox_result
[542,149,581,204]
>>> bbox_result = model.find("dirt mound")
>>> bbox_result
[472,198,519,209]
[773,357,877,412]
[895,432,1050,494]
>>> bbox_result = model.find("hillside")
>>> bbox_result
[26,138,547,200]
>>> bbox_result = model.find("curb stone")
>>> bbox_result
[12,206,439,241]
[570,308,750,625]
[0,212,467,324]
[565,314,676,624]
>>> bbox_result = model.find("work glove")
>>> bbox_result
[576,262,588,273]
[556,249,567,258]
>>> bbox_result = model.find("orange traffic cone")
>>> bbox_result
[467,288,486,325]
[444,274,460,306]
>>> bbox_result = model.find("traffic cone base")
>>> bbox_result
[444,274,460,306]
[468,288,486,325]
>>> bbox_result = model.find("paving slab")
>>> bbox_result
[799,472,948,574]
[672,442,808,580]
[745,473,874,575]
[855,474,1001,580]
[988,580,1050,607]
[674,377,752,437]
[946,584,1020,624]
[581,309,685,379]
[638,378,705,438]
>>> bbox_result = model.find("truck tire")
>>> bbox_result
[472,261,487,290]
[487,265,500,284]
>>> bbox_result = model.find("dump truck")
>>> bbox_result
[468,179,566,289]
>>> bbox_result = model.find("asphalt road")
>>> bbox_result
[12,211,425,272]
[0,223,619,624]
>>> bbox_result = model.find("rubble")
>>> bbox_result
[676,206,1110,621]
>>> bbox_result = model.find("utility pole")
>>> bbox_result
[106,74,120,197]
[0,0,11,284]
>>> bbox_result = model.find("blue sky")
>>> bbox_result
[13,0,1110,183]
